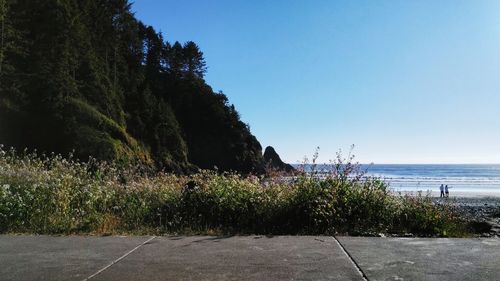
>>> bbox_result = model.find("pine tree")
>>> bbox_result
[0,0,6,77]
[168,41,184,78]
[0,0,265,174]
[182,41,206,78]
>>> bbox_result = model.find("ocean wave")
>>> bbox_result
[367,175,500,183]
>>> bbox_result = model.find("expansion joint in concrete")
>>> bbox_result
[82,236,157,281]
[332,236,369,281]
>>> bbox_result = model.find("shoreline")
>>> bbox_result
[391,189,500,198]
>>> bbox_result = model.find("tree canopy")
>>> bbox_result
[0,0,264,173]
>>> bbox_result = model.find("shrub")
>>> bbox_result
[0,146,466,236]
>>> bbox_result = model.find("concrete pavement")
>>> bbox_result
[0,235,499,281]
[0,235,363,281]
[337,237,500,281]
[0,235,153,281]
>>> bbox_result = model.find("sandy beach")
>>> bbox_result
[392,189,500,198]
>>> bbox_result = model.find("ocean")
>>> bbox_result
[296,164,500,195]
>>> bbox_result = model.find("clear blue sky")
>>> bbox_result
[132,0,500,164]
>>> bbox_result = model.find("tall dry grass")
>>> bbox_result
[0,146,465,236]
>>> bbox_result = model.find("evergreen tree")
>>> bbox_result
[0,0,264,174]
[182,41,206,78]
[167,41,184,78]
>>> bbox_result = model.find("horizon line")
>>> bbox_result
[289,162,500,165]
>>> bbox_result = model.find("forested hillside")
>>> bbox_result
[0,0,264,173]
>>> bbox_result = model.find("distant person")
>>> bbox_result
[439,184,445,198]
[445,185,450,197]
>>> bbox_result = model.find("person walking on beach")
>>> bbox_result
[445,185,450,198]
[439,184,445,198]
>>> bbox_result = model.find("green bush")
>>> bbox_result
[0,147,466,236]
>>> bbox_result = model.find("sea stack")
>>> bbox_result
[263,146,295,172]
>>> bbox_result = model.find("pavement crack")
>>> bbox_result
[82,236,156,281]
[332,236,369,281]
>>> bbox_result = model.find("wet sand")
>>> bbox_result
[392,190,500,198]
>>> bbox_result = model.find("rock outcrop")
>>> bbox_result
[263,146,295,173]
